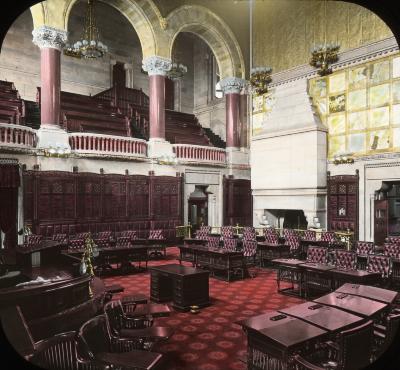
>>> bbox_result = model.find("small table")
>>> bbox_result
[237,311,327,370]
[149,264,210,311]
[272,258,304,297]
[279,301,364,333]
[335,283,398,304]
[314,292,388,318]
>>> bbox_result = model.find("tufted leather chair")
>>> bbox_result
[207,235,220,249]
[264,233,279,245]
[303,229,316,241]
[221,226,234,239]
[320,231,338,244]
[94,231,112,249]
[356,241,374,256]
[148,229,164,240]
[199,225,211,234]
[116,236,131,248]
[385,236,400,244]
[52,233,68,246]
[120,230,138,243]
[367,254,391,279]
[195,230,209,240]
[222,237,238,252]
[384,243,400,259]
[23,234,43,249]
[75,232,91,241]
[243,227,257,241]
[335,250,357,270]
[306,246,328,264]
[285,234,301,256]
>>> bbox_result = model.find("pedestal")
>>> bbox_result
[36,124,71,152]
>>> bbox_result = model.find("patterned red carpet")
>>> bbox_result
[103,247,304,370]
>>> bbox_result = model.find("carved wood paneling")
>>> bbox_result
[223,177,252,226]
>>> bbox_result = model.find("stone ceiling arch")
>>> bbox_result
[34,0,160,58]
[164,5,245,79]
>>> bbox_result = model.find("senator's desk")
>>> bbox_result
[272,258,304,296]
[330,268,381,289]
[335,283,398,304]
[178,245,245,281]
[149,264,210,311]
[299,263,335,299]
[237,311,327,370]
[314,292,388,319]
[279,301,364,333]
[257,242,290,267]
[183,238,207,247]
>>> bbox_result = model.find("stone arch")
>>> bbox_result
[164,5,245,79]
[32,0,160,58]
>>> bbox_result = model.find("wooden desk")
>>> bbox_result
[335,283,398,304]
[149,264,209,311]
[330,269,381,289]
[314,292,388,318]
[300,263,335,299]
[237,311,327,370]
[272,258,304,297]
[279,301,364,332]
[257,242,290,267]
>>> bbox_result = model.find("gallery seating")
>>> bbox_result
[292,320,374,370]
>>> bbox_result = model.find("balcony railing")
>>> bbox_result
[0,123,36,148]
[173,144,226,164]
[69,133,147,157]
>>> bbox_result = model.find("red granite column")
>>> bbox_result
[220,77,246,149]
[32,26,67,127]
[239,93,248,148]
[40,48,61,126]
[226,93,240,148]
[149,74,166,139]
[142,56,172,141]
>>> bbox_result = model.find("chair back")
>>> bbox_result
[104,300,125,335]
[75,232,91,240]
[223,238,238,252]
[207,235,220,248]
[356,241,374,256]
[52,233,68,244]
[24,234,42,248]
[335,250,356,270]
[69,239,85,250]
[263,227,278,237]
[303,229,316,241]
[283,228,296,238]
[320,231,337,243]
[221,226,234,239]
[148,229,164,240]
[337,320,373,370]
[386,236,400,244]
[31,331,81,370]
[367,254,391,278]
[243,239,257,257]
[265,233,279,245]
[116,236,131,247]
[96,231,112,240]
[285,234,300,253]
[384,243,400,259]
[383,314,400,351]
[306,246,328,264]
[120,230,137,240]
[78,315,111,357]
[199,225,211,233]
[243,227,256,241]
[195,230,209,240]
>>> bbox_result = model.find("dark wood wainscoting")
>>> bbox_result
[23,171,184,240]
[327,171,359,240]
[223,176,252,226]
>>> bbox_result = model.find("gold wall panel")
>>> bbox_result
[253,0,393,73]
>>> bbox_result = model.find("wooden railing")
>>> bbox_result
[69,133,147,157]
[0,123,36,148]
[173,144,226,164]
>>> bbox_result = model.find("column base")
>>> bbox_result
[226,147,249,166]
[147,138,174,160]
[36,124,71,153]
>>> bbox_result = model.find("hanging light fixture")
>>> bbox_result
[309,1,340,76]
[250,66,272,95]
[167,49,187,80]
[64,0,108,59]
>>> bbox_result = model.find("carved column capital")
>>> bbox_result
[142,56,172,76]
[220,77,247,94]
[32,26,68,51]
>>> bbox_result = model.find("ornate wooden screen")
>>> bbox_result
[327,171,359,240]
[223,176,252,226]
[23,171,183,240]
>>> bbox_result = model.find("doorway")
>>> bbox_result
[188,186,208,232]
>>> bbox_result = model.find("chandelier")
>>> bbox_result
[64,0,108,59]
[168,62,188,80]
[310,43,340,76]
[250,67,272,95]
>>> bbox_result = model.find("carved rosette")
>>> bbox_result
[142,56,172,76]
[32,26,68,51]
[219,77,247,94]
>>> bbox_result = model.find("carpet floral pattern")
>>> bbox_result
[103,247,304,370]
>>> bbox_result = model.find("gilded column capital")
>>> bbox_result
[32,26,68,51]
[220,77,247,94]
[142,56,172,76]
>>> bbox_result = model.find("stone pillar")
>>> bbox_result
[32,26,70,151]
[142,56,172,141]
[220,77,246,149]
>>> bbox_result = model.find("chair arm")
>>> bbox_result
[292,355,325,370]
[373,323,386,333]
[373,330,386,339]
